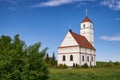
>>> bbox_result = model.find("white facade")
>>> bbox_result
[58,16,96,67]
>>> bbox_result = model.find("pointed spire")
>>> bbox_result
[86,8,88,17]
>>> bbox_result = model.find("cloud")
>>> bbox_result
[100,35,120,41]
[100,0,120,11]
[32,0,95,7]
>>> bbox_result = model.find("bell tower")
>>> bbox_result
[80,9,94,46]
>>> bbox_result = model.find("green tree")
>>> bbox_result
[45,53,50,63]
[52,52,55,61]
[24,42,49,80]
[0,34,49,80]
[51,52,56,66]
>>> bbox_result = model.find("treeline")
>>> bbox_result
[96,61,120,68]
[57,61,120,69]
[0,34,49,80]
[45,52,57,67]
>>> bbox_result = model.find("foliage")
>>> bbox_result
[96,61,120,68]
[114,61,119,66]
[73,63,80,68]
[52,52,55,62]
[45,52,57,67]
[0,34,49,80]
[57,64,67,69]
[73,63,76,68]
[81,63,88,68]
[45,53,50,63]
[51,52,56,66]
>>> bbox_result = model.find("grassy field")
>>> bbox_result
[49,67,120,80]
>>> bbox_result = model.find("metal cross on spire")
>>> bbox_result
[86,8,88,17]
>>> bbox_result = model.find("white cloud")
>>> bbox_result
[101,0,120,11]
[32,0,95,7]
[100,35,120,41]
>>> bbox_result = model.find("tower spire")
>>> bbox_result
[86,8,88,17]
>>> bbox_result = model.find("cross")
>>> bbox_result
[86,8,88,16]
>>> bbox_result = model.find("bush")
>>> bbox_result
[57,64,67,69]
[81,63,88,68]
[0,35,49,80]
[73,63,80,68]
[106,62,113,68]
[114,61,119,66]
[73,63,76,68]
[63,64,67,68]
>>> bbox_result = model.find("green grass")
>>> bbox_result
[49,67,120,80]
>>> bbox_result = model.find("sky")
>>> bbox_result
[0,0,120,62]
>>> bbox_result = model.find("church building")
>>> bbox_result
[58,12,96,67]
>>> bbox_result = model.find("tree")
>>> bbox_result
[51,52,56,66]
[45,53,50,63]
[0,35,12,53]
[52,52,55,61]
[24,42,49,80]
[0,34,49,80]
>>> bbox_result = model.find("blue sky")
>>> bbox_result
[0,0,120,62]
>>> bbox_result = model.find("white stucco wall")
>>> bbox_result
[59,32,78,47]
[58,46,96,67]
[58,47,79,54]
[79,47,96,66]
[58,53,80,66]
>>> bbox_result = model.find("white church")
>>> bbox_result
[58,12,96,67]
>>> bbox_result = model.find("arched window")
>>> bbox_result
[91,56,93,62]
[87,56,89,62]
[63,55,65,61]
[82,55,84,61]
[83,24,85,28]
[70,55,73,61]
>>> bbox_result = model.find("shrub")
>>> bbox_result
[72,63,80,68]
[81,63,88,68]
[76,63,80,68]
[57,64,67,69]
[73,63,76,68]
[106,62,113,68]
[114,61,119,66]
[63,63,67,68]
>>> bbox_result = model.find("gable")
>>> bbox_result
[70,31,96,50]
[59,31,78,47]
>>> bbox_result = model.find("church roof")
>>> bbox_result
[69,30,95,50]
[81,16,93,23]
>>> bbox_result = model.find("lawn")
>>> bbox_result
[49,67,120,80]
